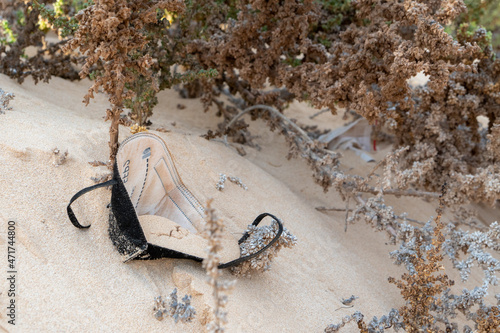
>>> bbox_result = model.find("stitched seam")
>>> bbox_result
[168,196,193,225]
[160,157,205,222]
[165,164,204,219]
[121,134,204,222]
[135,157,149,209]
[178,184,205,218]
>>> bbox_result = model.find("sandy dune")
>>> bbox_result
[0,74,498,332]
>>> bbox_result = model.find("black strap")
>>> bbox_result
[145,213,283,269]
[218,213,283,269]
[67,179,118,229]
[67,179,283,268]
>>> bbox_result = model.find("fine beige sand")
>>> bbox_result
[0,73,498,332]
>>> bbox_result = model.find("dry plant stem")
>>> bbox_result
[344,197,350,232]
[359,187,440,199]
[395,216,424,225]
[334,305,354,311]
[317,207,425,225]
[108,107,121,164]
[364,157,387,182]
[309,108,331,119]
[316,207,354,212]
[203,199,233,332]
[226,105,314,144]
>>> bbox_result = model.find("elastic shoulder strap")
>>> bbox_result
[67,179,118,229]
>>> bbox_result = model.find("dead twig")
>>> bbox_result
[309,108,330,119]
[359,187,440,198]
[345,197,350,232]
[316,206,354,212]
[317,204,425,225]
[226,104,314,145]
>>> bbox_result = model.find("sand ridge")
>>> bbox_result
[0,73,498,332]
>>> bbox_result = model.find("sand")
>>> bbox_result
[0,73,498,332]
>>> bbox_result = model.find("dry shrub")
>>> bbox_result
[62,0,185,163]
[326,185,500,332]
[2,0,499,203]
[0,0,80,83]
[185,0,499,205]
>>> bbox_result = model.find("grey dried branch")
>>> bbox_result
[341,295,359,306]
[226,105,314,145]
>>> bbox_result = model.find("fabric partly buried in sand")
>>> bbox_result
[139,214,240,263]
[70,132,292,268]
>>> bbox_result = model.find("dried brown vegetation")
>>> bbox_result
[4,0,498,202]
[187,0,500,206]
[62,0,185,164]
[0,1,81,83]
[326,185,500,332]
[388,187,455,332]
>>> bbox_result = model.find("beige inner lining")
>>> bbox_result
[115,133,240,261]
[139,215,240,262]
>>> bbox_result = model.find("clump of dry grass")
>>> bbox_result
[325,184,500,332]
[153,288,196,323]
[215,174,248,191]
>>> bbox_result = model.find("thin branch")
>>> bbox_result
[334,305,354,311]
[365,158,386,181]
[397,216,425,225]
[316,206,354,212]
[317,205,425,225]
[359,187,440,198]
[219,87,246,109]
[226,104,314,145]
[345,197,350,232]
[309,108,330,119]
